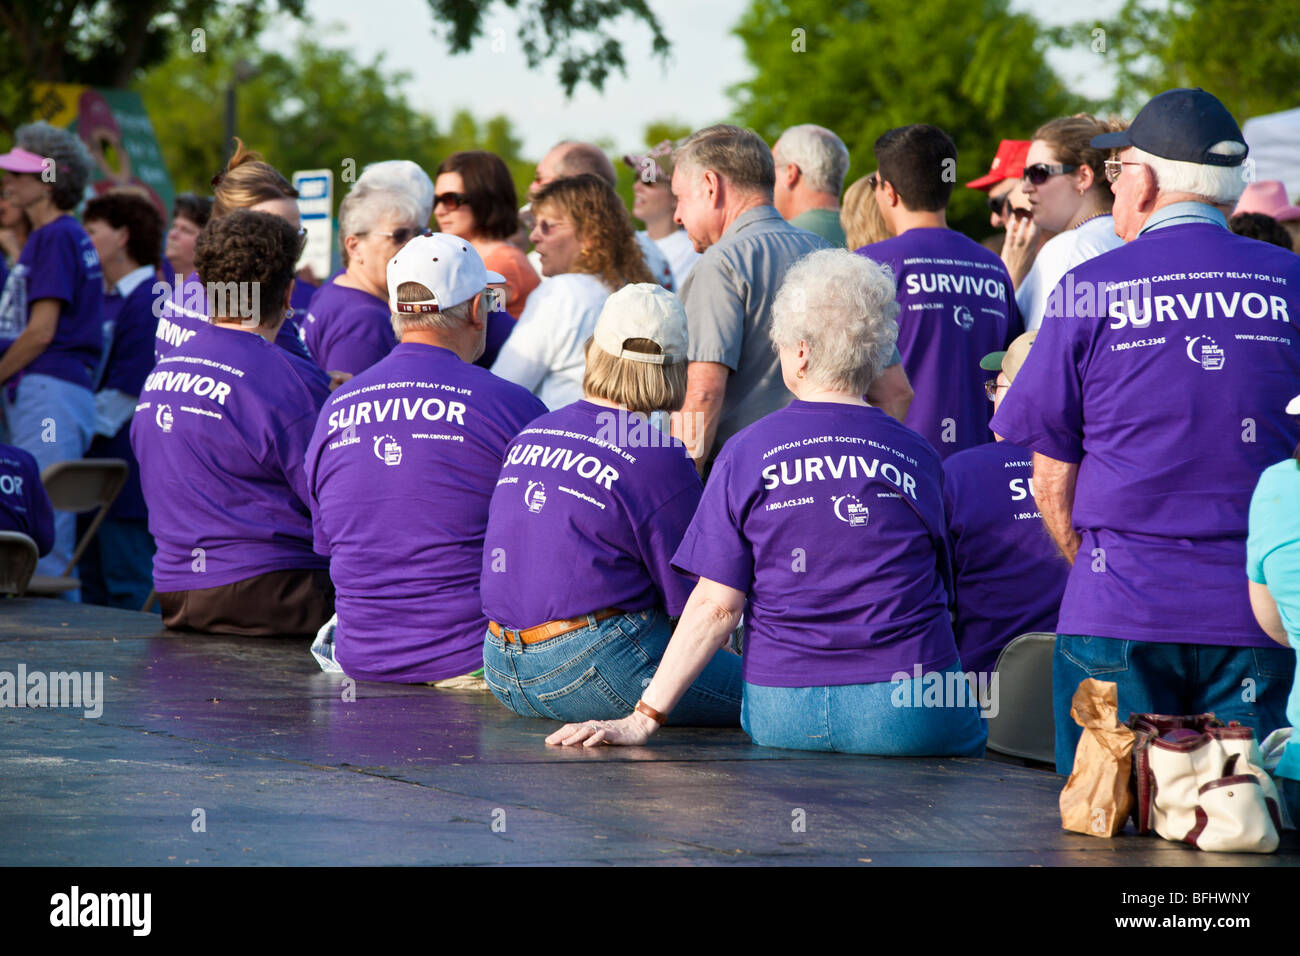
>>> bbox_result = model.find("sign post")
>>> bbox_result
[293,169,334,283]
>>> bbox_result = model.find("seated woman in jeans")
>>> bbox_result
[1247,401,1300,824]
[548,249,985,755]
[480,283,741,724]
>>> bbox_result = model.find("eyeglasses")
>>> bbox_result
[532,217,573,238]
[359,226,430,246]
[1022,163,1078,185]
[296,225,308,254]
[434,192,467,211]
[985,379,1009,401]
[866,172,880,190]
[1103,159,1143,184]
[986,193,1010,217]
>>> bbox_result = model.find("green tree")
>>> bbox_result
[0,0,668,132]
[137,22,530,211]
[1085,0,1300,120]
[730,0,1085,238]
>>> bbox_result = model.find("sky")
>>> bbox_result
[295,0,1127,161]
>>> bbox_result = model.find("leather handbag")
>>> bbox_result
[1128,713,1282,853]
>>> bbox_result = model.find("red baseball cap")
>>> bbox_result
[966,139,1030,191]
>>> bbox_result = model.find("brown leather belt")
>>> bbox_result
[488,608,622,645]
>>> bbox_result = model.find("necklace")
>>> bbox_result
[1071,211,1109,230]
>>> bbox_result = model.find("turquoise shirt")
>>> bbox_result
[1246,458,1300,779]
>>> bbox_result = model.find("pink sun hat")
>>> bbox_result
[0,147,48,175]
[1234,180,1300,222]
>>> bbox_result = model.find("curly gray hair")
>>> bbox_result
[15,122,94,211]
[770,249,900,395]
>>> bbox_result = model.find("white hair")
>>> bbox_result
[770,249,899,394]
[774,124,850,197]
[338,185,424,254]
[357,160,434,223]
[1130,141,1249,205]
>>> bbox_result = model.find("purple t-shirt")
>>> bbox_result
[671,400,959,687]
[154,272,327,394]
[991,222,1300,647]
[130,322,330,592]
[942,440,1067,674]
[302,280,395,375]
[305,343,547,683]
[88,278,159,522]
[0,215,103,388]
[0,442,54,556]
[481,401,702,628]
[857,228,1020,459]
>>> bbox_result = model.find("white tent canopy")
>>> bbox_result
[1242,106,1300,199]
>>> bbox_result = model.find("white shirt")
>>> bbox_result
[1017,214,1124,330]
[650,228,701,287]
[491,272,611,410]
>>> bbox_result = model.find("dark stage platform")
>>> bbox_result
[1,598,1296,866]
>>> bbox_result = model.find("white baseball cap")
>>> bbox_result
[386,233,505,314]
[592,283,688,365]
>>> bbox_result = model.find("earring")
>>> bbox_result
[796,369,805,379]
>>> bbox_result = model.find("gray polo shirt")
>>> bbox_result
[680,205,829,456]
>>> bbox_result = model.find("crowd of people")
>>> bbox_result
[2,87,1300,823]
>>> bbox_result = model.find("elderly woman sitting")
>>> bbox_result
[131,210,333,636]
[303,182,426,375]
[481,283,741,724]
[549,249,986,755]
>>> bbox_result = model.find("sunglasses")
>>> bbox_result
[1022,163,1078,185]
[434,192,468,211]
[360,226,430,246]
[866,172,880,190]
[986,193,1010,216]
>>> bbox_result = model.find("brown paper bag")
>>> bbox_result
[1059,678,1135,837]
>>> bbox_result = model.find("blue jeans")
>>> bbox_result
[483,608,742,725]
[1053,635,1294,774]
[741,663,987,756]
[78,517,156,611]
[2,373,95,594]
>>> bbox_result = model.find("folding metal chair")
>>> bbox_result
[0,530,39,596]
[986,631,1057,764]
[25,459,129,597]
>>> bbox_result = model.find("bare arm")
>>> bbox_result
[1248,580,1291,647]
[0,299,60,385]
[546,576,746,747]
[1032,451,1080,564]
[866,361,913,423]
[671,361,729,474]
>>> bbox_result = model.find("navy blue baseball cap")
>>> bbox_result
[1091,88,1247,166]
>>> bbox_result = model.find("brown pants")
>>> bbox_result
[159,568,335,637]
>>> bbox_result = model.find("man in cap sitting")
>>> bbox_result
[305,234,547,684]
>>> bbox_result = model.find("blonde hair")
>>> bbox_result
[211,138,298,219]
[841,174,892,249]
[582,337,687,415]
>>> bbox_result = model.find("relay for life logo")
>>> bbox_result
[832,493,869,527]
[373,435,402,466]
[1185,335,1225,370]
[525,481,547,514]
[155,404,173,432]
